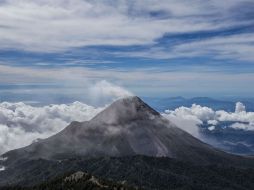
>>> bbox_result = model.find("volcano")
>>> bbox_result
[2,96,253,167]
[1,96,254,188]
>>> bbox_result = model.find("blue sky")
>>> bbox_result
[0,0,254,104]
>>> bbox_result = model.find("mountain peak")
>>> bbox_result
[91,96,160,124]
[2,95,254,171]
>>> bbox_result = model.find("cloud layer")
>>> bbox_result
[0,0,253,59]
[89,80,133,102]
[163,102,254,137]
[0,0,203,52]
[0,101,104,154]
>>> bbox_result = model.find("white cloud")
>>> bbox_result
[163,112,202,138]
[207,120,218,126]
[208,126,215,131]
[163,104,215,138]
[235,102,246,113]
[164,104,215,122]
[0,0,248,52]
[229,122,254,131]
[170,33,254,62]
[118,33,254,62]
[89,80,133,100]
[163,102,254,138]
[0,101,104,155]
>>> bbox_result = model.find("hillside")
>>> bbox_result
[1,156,254,190]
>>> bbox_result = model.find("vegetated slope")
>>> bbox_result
[1,156,254,190]
[0,171,139,190]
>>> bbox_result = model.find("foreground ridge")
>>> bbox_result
[1,156,254,190]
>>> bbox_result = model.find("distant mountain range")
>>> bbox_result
[1,96,254,189]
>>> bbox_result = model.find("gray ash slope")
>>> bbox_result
[1,96,254,167]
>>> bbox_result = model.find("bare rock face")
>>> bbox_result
[64,171,86,182]
[1,96,253,167]
[91,96,160,124]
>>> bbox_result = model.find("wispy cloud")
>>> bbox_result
[1,64,254,97]
[112,32,254,62]
[0,0,252,53]
[163,102,254,136]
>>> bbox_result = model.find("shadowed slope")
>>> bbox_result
[1,156,254,189]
